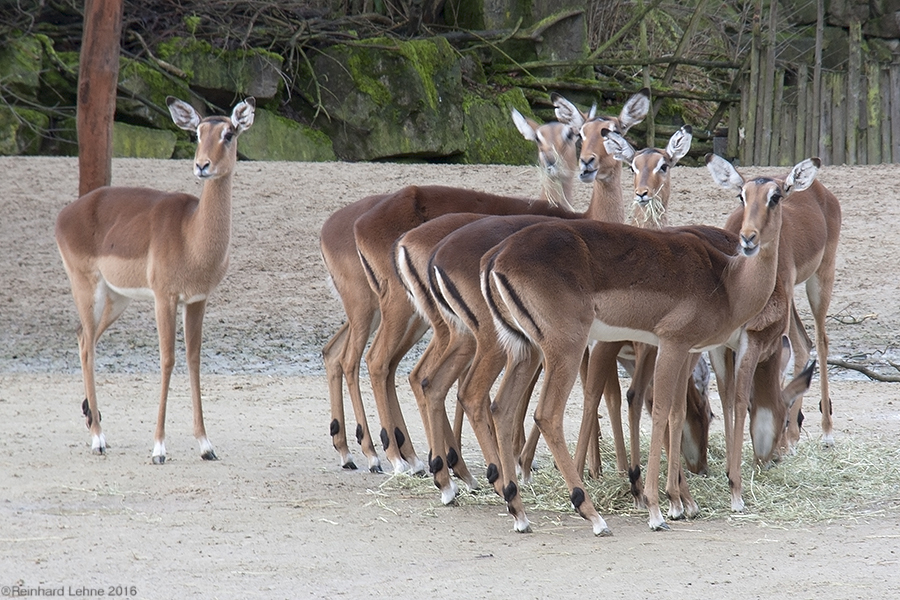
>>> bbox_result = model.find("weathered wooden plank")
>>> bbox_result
[867,61,882,164]
[847,20,861,164]
[796,64,808,161]
[880,67,891,163]
[891,65,900,162]
[831,71,846,166]
[820,74,833,165]
[770,69,785,165]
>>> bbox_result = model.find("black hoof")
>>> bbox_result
[201,450,218,461]
[370,464,384,474]
[343,460,358,470]
[152,455,166,465]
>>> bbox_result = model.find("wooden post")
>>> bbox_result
[796,63,808,163]
[867,61,882,164]
[812,0,823,160]
[757,0,777,165]
[830,72,846,166]
[881,67,892,162]
[847,20,861,165]
[820,74,832,165]
[891,65,900,162]
[769,69,784,165]
[77,0,124,196]
[744,0,763,165]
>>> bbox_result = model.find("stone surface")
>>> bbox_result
[112,121,176,159]
[304,37,467,161]
[238,108,335,162]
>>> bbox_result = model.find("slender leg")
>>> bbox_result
[71,276,130,455]
[184,299,216,460]
[644,344,690,530]
[534,343,612,536]
[491,347,543,533]
[458,343,508,497]
[151,295,178,464]
[807,273,835,446]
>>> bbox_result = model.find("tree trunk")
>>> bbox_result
[77,0,124,196]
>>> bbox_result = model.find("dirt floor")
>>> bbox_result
[1,155,899,599]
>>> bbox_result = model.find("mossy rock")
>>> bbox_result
[0,106,49,155]
[37,46,79,108]
[304,37,466,161]
[116,58,195,130]
[112,121,177,158]
[156,38,284,107]
[460,88,538,165]
[238,108,335,162]
[0,34,43,102]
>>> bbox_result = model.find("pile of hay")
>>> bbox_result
[375,431,900,525]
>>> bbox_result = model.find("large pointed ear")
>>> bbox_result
[602,129,635,164]
[782,359,815,410]
[551,93,586,130]
[230,97,255,133]
[778,335,793,374]
[618,88,651,133]
[167,97,201,132]
[665,125,693,165]
[511,108,538,142]
[783,157,820,195]
[705,153,744,194]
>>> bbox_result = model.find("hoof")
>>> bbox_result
[440,480,459,506]
[152,455,166,465]
[92,446,106,456]
[595,527,613,537]
[370,464,384,474]
[201,450,218,461]
[342,460,358,470]
[650,521,671,531]
[822,434,835,448]
[514,521,533,534]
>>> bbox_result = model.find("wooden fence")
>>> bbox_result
[724,19,900,167]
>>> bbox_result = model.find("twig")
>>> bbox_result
[827,358,900,382]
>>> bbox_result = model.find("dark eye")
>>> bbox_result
[224,131,235,142]
[659,163,669,173]
[769,192,782,205]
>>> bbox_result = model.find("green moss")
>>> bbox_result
[396,38,456,110]
[0,34,43,101]
[345,47,392,107]
[461,88,534,165]
[0,106,49,155]
[112,121,177,158]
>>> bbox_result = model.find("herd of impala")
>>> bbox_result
[54,90,841,534]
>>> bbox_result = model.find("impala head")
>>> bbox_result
[706,154,821,257]
[167,96,256,180]
[603,125,692,227]
[554,89,650,183]
[681,355,713,475]
[511,108,578,180]
[749,336,816,464]
[511,107,578,206]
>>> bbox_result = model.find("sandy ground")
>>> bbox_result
[1,155,899,598]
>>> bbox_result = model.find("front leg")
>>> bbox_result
[152,296,179,464]
[184,299,217,461]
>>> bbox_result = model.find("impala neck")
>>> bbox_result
[189,173,233,261]
[727,232,781,329]
[583,166,625,223]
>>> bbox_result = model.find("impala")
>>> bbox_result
[55,96,255,463]
[706,154,841,511]
[335,91,647,478]
[393,93,653,504]
[481,155,821,533]
[319,95,591,474]
[556,126,714,507]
